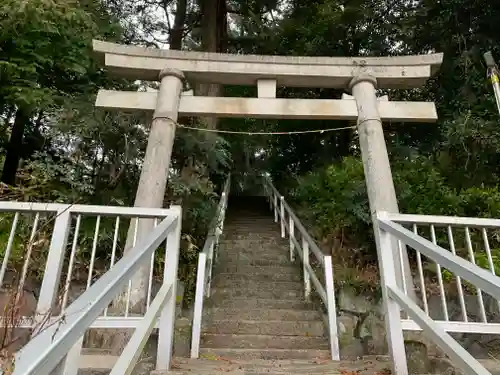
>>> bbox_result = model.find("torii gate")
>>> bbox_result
[93,40,443,305]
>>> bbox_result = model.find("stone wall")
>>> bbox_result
[336,286,500,360]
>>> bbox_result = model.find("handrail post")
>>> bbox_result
[206,241,215,297]
[374,215,408,375]
[263,178,272,210]
[302,238,311,300]
[156,207,182,371]
[190,252,207,358]
[324,255,340,360]
[34,209,77,375]
[273,194,278,222]
[35,209,72,326]
[280,196,285,238]
[214,188,228,264]
[289,217,295,261]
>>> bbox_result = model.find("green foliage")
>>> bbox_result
[291,156,500,261]
[291,157,370,249]
[0,0,99,109]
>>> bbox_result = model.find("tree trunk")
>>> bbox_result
[169,0,187,50]
[196,0,227,130]
[1,108,30,185]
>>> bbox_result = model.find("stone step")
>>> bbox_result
[222,217,266,221]
[156,358,364,375]
[152,355,500,375]
[201,333,328,350]
[211,286,304,300]
[213,267,300,280]
[205,307,320,321]
[205,297,314,310]
[202,319,325,336]
[160,370,335,375]
[224,214,273,219]
[162,366,336,374]
[215,258,292,267]
[79,349,117,368]
[224,225,278,228]
[78,369,110,375]
[198,348,331,361]
[223,218,275,223]
[78,346,154,375]
[213,270,301,283]
[218,243,289,254]
[222,230,283,236]
[218,250,288,259]
[219,241,290,250]
[217,253,290,263]
[222,227,282,232]
[212,279,303,292]
[210,287,303,300]
[215,263,299,274]
[223,220,278,224]
[222,225,280,230]
[222,235,285,242]
[78,350,117,375]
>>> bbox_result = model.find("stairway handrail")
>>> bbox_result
[190,175,231,358]
[374,211,500,375]
[263,179,325,263]
[12,206,182,375]
[262,176,340,361]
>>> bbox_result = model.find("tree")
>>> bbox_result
[0,0,122,185]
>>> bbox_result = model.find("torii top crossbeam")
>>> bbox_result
[93,40,442,89]
[93,40,443,123]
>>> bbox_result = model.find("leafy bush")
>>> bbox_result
[290,156,500,263]
[291,157,372,253]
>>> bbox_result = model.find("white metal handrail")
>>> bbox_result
[190,176,231,358]
[0,203,179,327]
[375,211,500,375]
[0,202,176,217]
[6,204,182,375]
[262,177,340,361]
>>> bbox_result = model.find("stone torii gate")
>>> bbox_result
[93,40,443,306]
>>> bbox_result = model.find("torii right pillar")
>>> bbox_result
[349,75,414,299]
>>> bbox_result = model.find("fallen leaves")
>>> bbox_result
[338,365,391,375]
[375,368,392,375]
[340,369,360,375]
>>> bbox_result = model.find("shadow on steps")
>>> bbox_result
[225,196,273,219]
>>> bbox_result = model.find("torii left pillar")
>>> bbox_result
[121,68,184,310]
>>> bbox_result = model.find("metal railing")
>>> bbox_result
[190,176,231,358]
[376,211,500,375]
[0,202,182,375]
[262,177,340,361]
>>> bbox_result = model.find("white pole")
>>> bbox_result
[484,52,500,115]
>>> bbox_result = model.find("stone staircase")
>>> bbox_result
[197,197,330,362]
